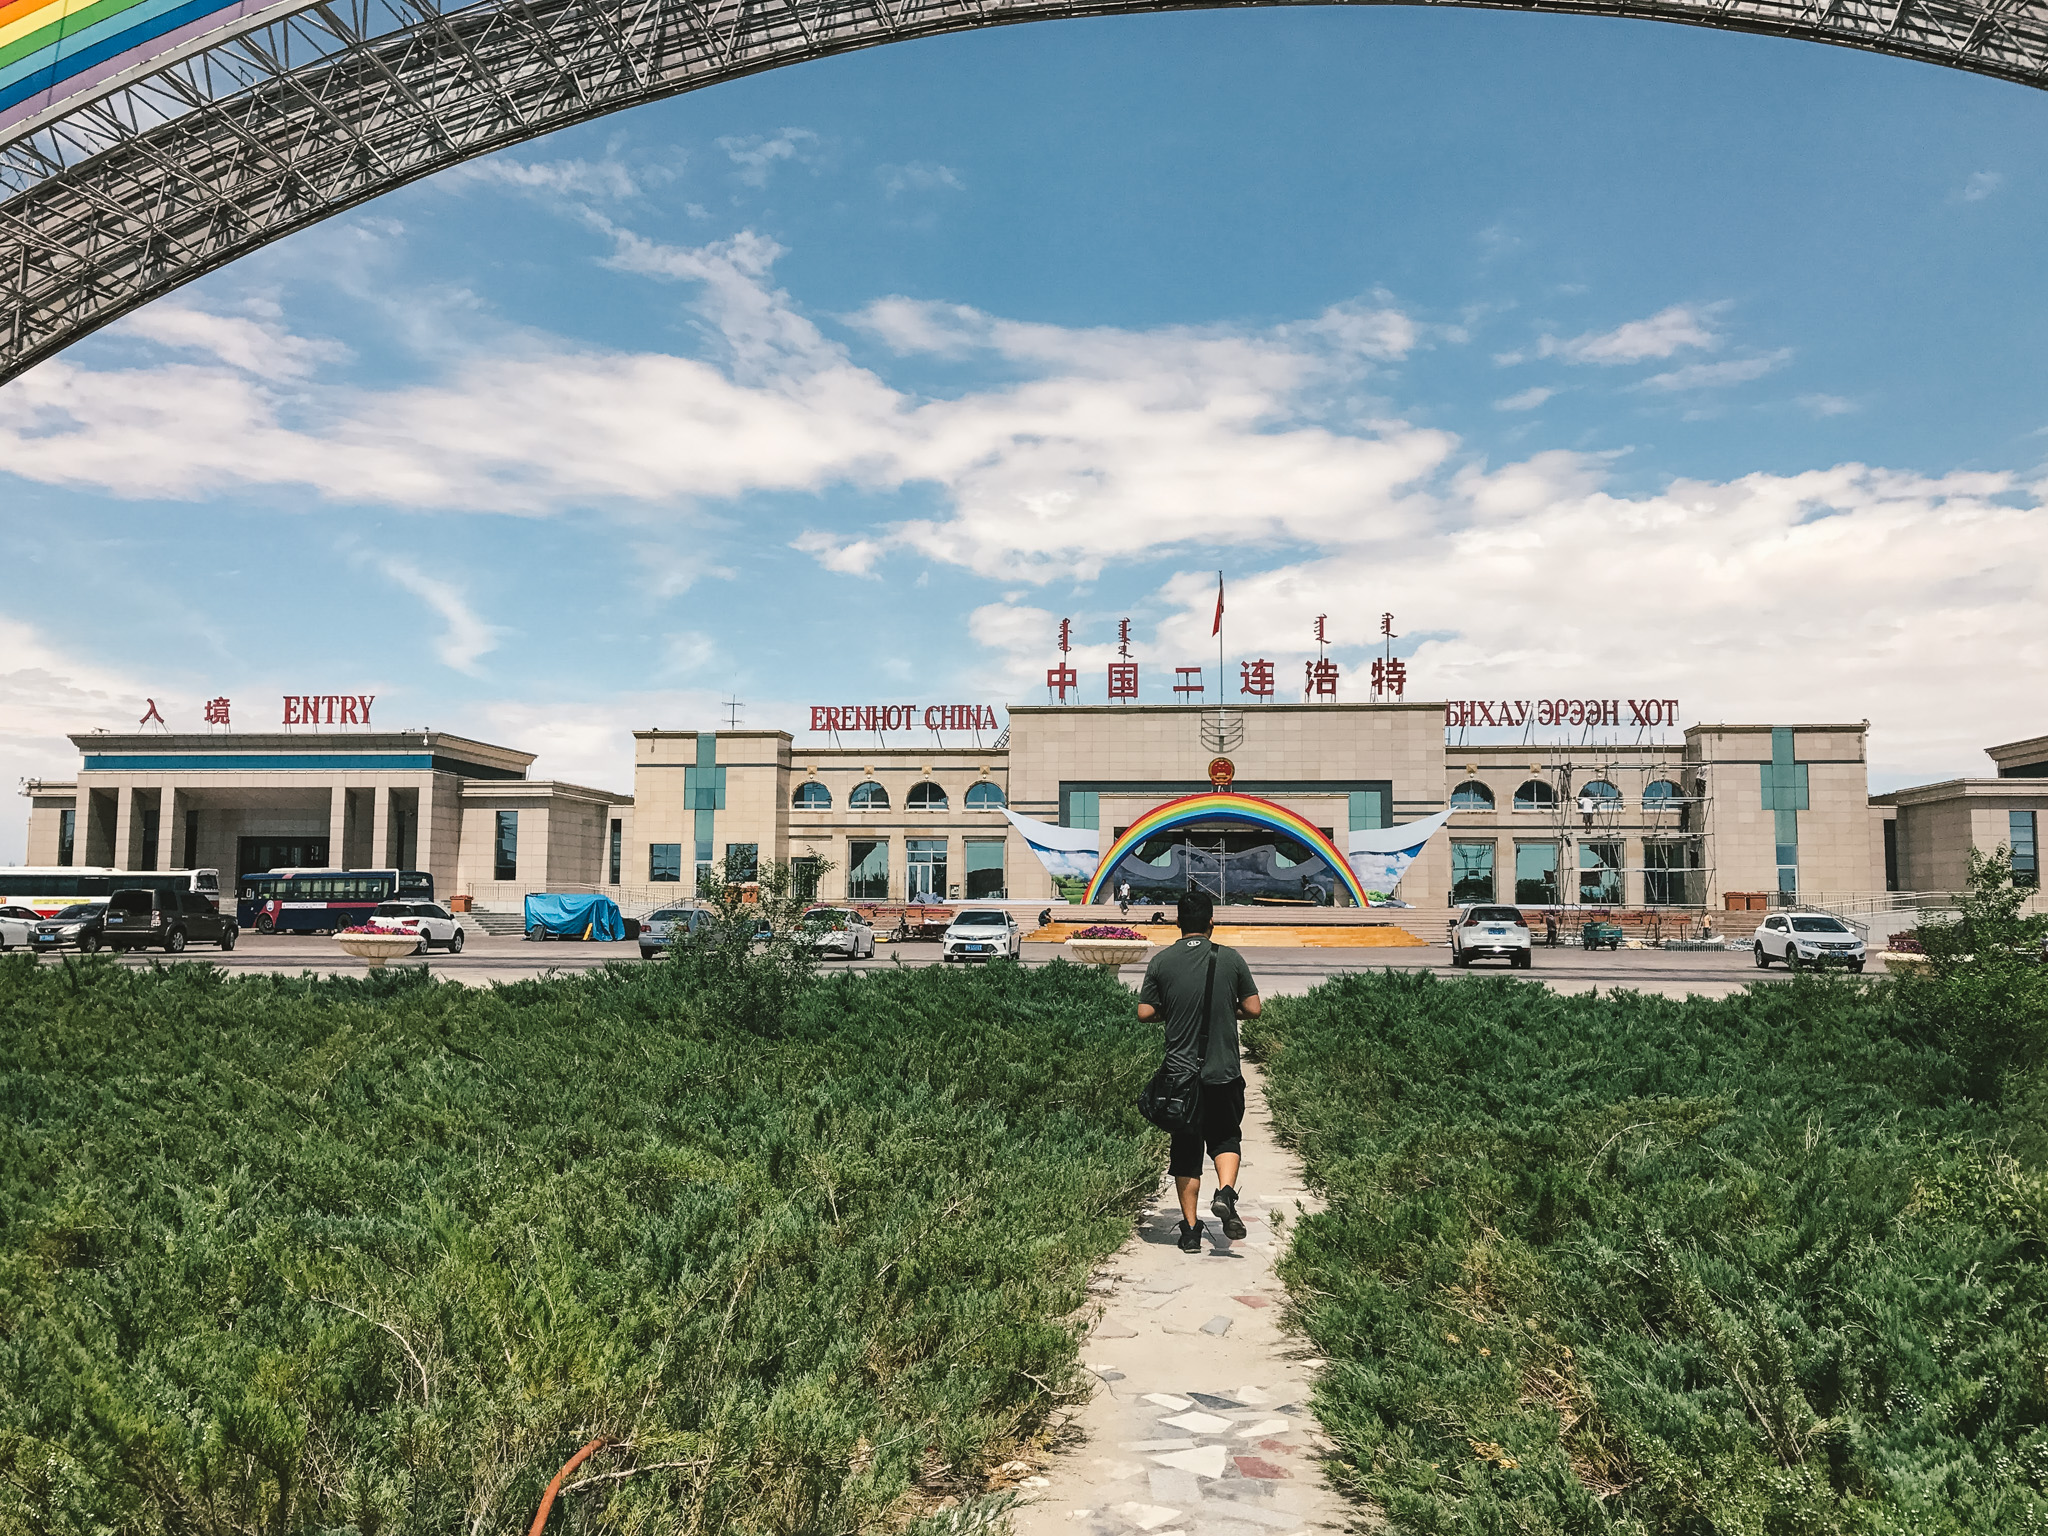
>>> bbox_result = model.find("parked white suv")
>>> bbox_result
[1450,905,1533,969]
[942,909,1021,962]
[804,907,876,960]
[369,901,465,954]
[0,905,38,951]
[1753,913,1865,972]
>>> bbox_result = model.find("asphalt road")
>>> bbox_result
[19,933,1800,1000]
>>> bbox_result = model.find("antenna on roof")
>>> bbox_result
[723,696,745,729]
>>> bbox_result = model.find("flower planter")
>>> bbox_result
[1063,937,1154,970]
[335,932,422,970]
[1876,950,1934,975]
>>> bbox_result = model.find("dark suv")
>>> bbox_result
[103,887,237,953]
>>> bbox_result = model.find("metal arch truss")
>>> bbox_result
[4,0,2048,385]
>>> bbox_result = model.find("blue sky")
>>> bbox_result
[7,6,2048,859]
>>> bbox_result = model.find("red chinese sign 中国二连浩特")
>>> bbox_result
[282,695,376,726]
[809,705,1003,733]
[1443,697,1682,728]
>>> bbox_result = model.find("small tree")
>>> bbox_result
[1899,846,2048,1099]
[668,849,834,1036]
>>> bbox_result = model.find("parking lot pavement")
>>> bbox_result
[38,933,1780,1000]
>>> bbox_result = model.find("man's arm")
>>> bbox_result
[1237,993,1261,1019]
[1137,1001,1159,1021]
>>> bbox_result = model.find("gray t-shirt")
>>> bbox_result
[1139,934,1258,1085]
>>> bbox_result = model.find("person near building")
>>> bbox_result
[1136,888,1261,1254]
[1118,880,1132,916]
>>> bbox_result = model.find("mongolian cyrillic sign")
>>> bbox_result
[1444,697,1681,728]
[810,704,1001,733]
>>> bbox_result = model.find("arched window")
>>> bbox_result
[850,780,890,810]
[1514,779,1557,811]
[792,780,831,810]
[1451,781,1495,811]
[965,781,1006,809]
[1578,780,1622,804]
[1643,779,1684,807]
[908,780,949,811]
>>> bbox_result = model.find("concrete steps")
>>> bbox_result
[464,908,528,937]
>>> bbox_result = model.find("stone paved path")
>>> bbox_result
[1009,1063,1358,1536]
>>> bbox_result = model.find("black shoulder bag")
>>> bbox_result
[1136,946,1217,1135]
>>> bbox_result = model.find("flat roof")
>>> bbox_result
[67,729,535,777]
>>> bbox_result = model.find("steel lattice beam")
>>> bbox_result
[4,0,2047,385]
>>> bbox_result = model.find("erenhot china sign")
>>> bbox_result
[810,704,1001,733]
[1445,697,1681,728]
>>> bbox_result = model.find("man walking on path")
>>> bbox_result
[1137,889,1261,1254]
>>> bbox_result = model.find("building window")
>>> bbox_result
[57,808,74,867]
[965,781,1006,809]
[649,843,683,882]
[965,838,1006,898]
[2011,811,2039,889]
[725,843,759,883]
[1579,841,1623,906]
[1065,790,1100,830]
[696,863,716,895]
[1883,819,1899,892]
[1514,779,1556,812]
[909,781,949,811]
[793,780,832,809]
[1450,781,1494,811]
[849,839,889,900]
[609,819,622,884]
[1644,840,1698,905]
[1451,841,1495,904]
[1347,788,1390,831]
[851,780,890,811]
[1643,779,1683,808]
[493,811,518,881]
[793,856,823,901]
[1514,842,1558,905]
[907,839,948,901]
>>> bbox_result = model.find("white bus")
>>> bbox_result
[0,867,222,918]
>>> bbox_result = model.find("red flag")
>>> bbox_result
[1211,572,1225,636]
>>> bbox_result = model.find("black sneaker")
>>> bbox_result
[1211,1186,1248,1240]
[1177,1219,1204,1254]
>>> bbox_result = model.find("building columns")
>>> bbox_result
[329,786,349,871]
[113,785,136,870]
[372,786,392,869]
[161,787,182,870]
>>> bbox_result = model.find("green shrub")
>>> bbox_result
[0,955,1159,1534]
[1247,971,2048,1535]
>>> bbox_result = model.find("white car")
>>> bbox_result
[1449,905,1533,969]
[0,904,38,951]
[1753,912,1865,972]
[942,909,1021,963]
[369,900,466,954]
[804,907,876,959]
[639,905,711,960]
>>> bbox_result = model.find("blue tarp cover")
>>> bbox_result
[523,892,625,940]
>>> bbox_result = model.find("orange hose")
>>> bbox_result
[528,1437,609,1536]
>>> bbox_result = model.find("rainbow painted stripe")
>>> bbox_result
[1083,791,1366,908]
[0,0,263,126]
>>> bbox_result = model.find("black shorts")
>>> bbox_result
[1169,1076,1246,1178]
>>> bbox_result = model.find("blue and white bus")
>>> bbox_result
[236,869,433,933]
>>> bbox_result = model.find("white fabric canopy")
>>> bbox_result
[1000,809,1102,881]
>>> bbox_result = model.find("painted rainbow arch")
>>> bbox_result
[1083,791,1366,908]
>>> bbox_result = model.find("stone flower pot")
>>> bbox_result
[335,932,422,970]
[1063,937,1154,970]
[1876,950,1935,975]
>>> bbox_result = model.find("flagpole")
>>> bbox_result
[1215,569,1225,715]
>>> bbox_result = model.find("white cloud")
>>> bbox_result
[1798,393,1858,417]
[1495,386,1555,412]
[1641,349,1792,392]
[119,302,349,381]
[378,561,505,674]
[7,236,2048,782]
[452,154,644,200]
[878,162,963,197]
[1538,304,1721,365]
[717,128,820,187]
[1962,170,2004,202]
